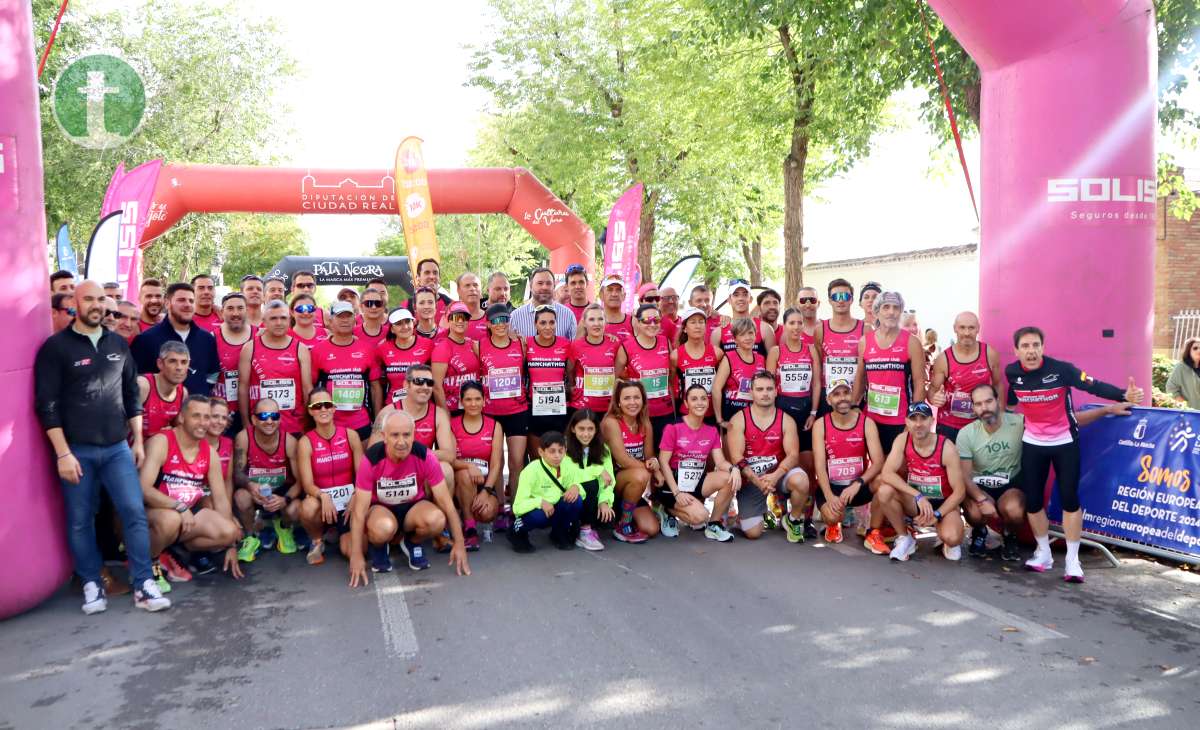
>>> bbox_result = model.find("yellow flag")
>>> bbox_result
[394,137,440,267]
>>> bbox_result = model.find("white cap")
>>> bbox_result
[679,306,706,322]
[330,301,355,316]
[600,275,624,289]
[728,279,751,295]
[388,308,415,324]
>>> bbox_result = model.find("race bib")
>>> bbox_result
[640,369,669,400]
[390,386,407,404]
[260,378,295,411]
[531,381,567,416]
[161,475,204,508]
[779,363,812,394]
[331,374,365,411]
[222,370,239,403]
[866,382,901,418]
[682,367,715,392]
[973,472,1010,490]
[486,367,522,399]
[948,390,974,420]
[909,473,945,498]
[677,459,705,493]
[827,456,864,485]
[734,376,753,403]
[824,357,856,390]
[321,484,354,512]
[377,473,419,505]
[248,466,287,490]
[583,368,614,398]
[467,458,490,478]
[626,441,645,461]
[746,455,778,476]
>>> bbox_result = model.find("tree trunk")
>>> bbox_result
[637,188,658,287]
[740,236,763,287]
[778,24,813,305]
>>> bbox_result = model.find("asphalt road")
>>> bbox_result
[2,528,1198,730]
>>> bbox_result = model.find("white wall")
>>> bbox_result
[803,252,980,348]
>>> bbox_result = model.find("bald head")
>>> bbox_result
[382,408,416,461]
[953,311,980,347]
[74,280,106,329]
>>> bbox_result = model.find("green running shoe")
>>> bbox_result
[762,510,779,531]
[783,514,805,544]
[274,518,298,555]
[152,561,172,594]
[238,534,261,563]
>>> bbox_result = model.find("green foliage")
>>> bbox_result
[1153,353,1175,391]
[34,0,298,282]
[218,215,308,285]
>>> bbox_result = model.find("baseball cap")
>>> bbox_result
[388,307,415,324]
[728,278,751,295]
[679,306,706,323]
[330,301,355,316]
[827,379,852,394]
[486,302,511,322]
[907,402,934,418]
[636,283,658,300]
[875,290,905,313]
[337,286,358,298]
[448,301,471,317]
[600,274,624,289]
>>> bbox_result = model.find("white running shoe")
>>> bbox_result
[654,504,679,538]
[81,581,107,615]
[575,527,605,551]
[704,523,734,542]
[1024,547,1054,573]
[942,544,962,561]
[889,534,918,561]
[134,579,172,612]
[1063,557,1085,583]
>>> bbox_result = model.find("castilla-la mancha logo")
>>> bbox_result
[53,54,146,149]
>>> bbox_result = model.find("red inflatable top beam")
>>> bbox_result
[141,164,595,274]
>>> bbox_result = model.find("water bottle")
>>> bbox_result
[481,522,493,543]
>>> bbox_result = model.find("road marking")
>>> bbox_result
[373,571,419,658]
[585,552,654,582]
[1140,606,1200,632]
[932,590,1068,641]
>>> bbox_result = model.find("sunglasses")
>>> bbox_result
[241,275,263,283]
[104,310,118,318]
[565,264,586,275]
[254,412,282,421]
[489,316,510,325]
[448,315,468,322]
[829,291,852,303]
[293,303,316,314]
[362,300,384,308]
[640,316,661,325]
[294,281,315,289]
[408,377,435,387]
[729,278,749,286]
[58,307,77,316]
[308,401,335,411]
[798,297,818,305]
[640,296,661,303]
[110,311,133,321]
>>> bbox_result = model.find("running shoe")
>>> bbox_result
[968,526,988,558]
[306,540,326,566]
[369,544,392,573]
[507,527,535,553]
[274,519,297,555]
[613,523,649,544]
[1001,533,1021,562]
[762,509,779,531]
[654,505,679,538]
[237,534,261,563]
[1063,557,1085,583]
[1025,547,1053,573]
[551,529,576,550]
[189,552,216,576]
[783,514,805,544]
[293,529,313,554]
[704,523,734,542]
[464,529,481,552]
[803,519,818,540]
[159,551,192,582]
[942,543,962,561]
[575,527,604,551]
[133,579,171,612]
[824,522,843,544]
[889,534,918,562]
[151,560,172,594]
[434,530,452,554]
[494,510,512,532]
[81,581,107,615]
[258,521,278,551]
[863,529,889,555]
[399,537,430,571]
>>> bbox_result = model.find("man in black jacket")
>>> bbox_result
[131,281,219,396]
[35,281,171,614]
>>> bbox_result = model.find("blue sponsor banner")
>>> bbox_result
[1049,406,1200,558]
[56,224,77,274]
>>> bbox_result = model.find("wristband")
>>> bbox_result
[914,494,924,503]
[737,458,749,470]
[933,509,943,520]
[173,501,189,514]
[56,452,72,460]
[482,486,497,497]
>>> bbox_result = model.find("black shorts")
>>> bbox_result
[383,501,419,529]
[491,410,529,437]
[874,421,906,455]
[815,482,873,508]
[528,413,568,438]
[778,395,814,452]
[652,486,702,510]
[978,483,1020,503]
[935,422,962,442]
[650,413,676,444]
[721,396,750,424]
[355,425,373,443]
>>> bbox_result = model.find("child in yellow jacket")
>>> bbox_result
[508,432,583,553]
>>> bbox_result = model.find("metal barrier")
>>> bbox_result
[1171,309,1200,355]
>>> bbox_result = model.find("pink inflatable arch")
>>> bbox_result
[0,0,1156,617]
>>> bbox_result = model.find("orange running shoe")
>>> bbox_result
[863,529,889,555]
[824,522,843,544]
[159,552,192,582]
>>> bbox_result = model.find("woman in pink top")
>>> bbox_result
[655,385,739,541]
[289,294,327,349]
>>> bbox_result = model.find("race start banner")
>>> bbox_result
[1048,406,1200,559]
[604,183,642,313]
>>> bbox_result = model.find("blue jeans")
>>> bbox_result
[62,442,154,586]
[516,497,583,535]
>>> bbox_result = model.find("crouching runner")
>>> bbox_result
[347,410,470,586]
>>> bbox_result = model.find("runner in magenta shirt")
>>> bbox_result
[374,308,434,408]
[347,409,469,582]
[449,383,503,551]
[289,295,327,349]
[569,304,627,414]
[354,288,389,348]
[431,302,481,412]
[310,310,380,437]
[621,303,676,442]
[525,306,572,451]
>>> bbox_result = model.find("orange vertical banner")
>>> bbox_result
[394,136,440,266]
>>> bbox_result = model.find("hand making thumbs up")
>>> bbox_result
[1125,376,1144,405]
